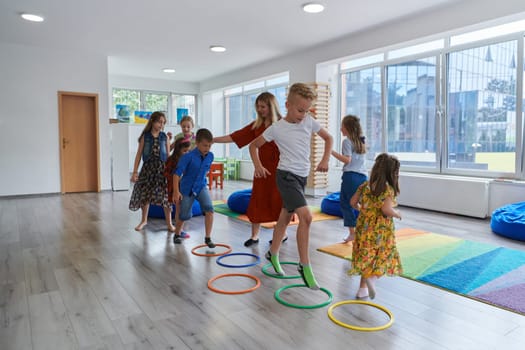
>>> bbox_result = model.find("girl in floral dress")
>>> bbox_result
[348,153,403,299]
[129,111,172,231]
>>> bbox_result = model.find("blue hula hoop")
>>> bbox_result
[216,252,261,268]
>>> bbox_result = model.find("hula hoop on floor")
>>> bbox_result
[191,243,232,257]
[261,262,301,279]
[216,252,261,268]
[207,273,261,295]
[274,284,333,309]
[327,300,394,331]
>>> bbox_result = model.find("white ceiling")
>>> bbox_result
[0,0,466,82]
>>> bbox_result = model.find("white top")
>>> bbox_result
[342,138,367,175]
[262,115,321,177]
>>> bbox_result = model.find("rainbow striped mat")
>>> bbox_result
[317,228,525,315]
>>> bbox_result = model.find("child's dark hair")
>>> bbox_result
[138,111,166,141]
[170,138,191,164]
[195,128,213,142]
[341,115,366,154]
[369,153,400,197]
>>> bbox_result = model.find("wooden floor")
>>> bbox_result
[1,180,524,350]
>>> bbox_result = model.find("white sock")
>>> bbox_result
[356,287,368,298]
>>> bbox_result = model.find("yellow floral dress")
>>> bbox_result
[347,181,402,278]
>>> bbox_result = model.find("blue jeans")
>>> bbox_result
[179,188,213,221]
[340,171,367,227]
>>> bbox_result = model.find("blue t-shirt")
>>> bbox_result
[342,138,367,176]
[174,148,214,196]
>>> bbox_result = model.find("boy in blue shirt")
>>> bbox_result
[172,128,215,247]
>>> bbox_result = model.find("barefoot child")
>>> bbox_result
[129,111,173,231]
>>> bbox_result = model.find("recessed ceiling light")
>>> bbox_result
[210,45,226,53]
[302,3,325,13]
[162,68,176,73]
[20,13,44,22]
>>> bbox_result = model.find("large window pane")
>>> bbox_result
[171,94,196,124]
[447,41,517,173]
[113,89,139,122]
[341,67,382,165]
[267,85,287,115]
[225,95,242,159]
[143,92,168,114]
[241,93,258,159]
[386,57,437,167]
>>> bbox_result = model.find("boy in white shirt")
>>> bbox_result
[250,83,333,289]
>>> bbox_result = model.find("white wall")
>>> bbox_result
[0,43,110,196]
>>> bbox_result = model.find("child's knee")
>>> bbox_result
[300,212,313,225]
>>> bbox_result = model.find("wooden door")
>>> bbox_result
[58,92,100,193]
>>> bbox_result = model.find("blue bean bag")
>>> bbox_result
[321,192,343,217]
[227,188,252,214]
[321,191,360,219]
[148,201,203,219]
[491,201,525,241]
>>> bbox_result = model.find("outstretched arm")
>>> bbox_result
[213,135,233,143]
[315,128,333,172]
[249,135,271,178]
[331,149,351,164]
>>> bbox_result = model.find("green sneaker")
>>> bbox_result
[265,251,284,276]
[298,263,320,290]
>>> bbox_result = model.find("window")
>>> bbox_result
[341,67,383,166]
[222,74,289,159]
[339,21,524,179]
[171,94,196,124]
[386,57,437,168]
[447,41,517,173]
[112,88,196,125]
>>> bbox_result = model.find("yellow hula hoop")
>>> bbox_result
[327,300,394,332]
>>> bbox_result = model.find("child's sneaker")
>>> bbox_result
[205,237,216,248]
[173,235,182,244]
[298,263,320,290]
[180,231,190,239]
[265,251,284,276]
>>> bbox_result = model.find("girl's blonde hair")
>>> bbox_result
[138,111,166,141]
[252,92,282,129]
[179,115,194,127]
[341,115,366,154]
[369,153,400,197]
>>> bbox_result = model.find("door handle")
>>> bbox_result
[62,137,70,149]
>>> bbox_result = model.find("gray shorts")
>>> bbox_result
[276,169,307,212]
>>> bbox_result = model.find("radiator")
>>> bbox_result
[397,173,489,218]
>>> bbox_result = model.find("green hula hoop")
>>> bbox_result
[274,283,333,309]
[261,262,301,279]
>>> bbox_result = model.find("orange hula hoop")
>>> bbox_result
[207,273,261,295]
[191,243,232,257]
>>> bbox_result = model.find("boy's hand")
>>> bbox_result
[172,191,182,203]
[253,166,270,179]
[315,160,329,172]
